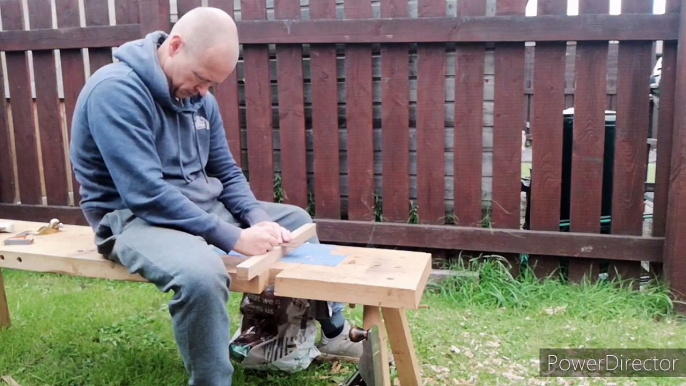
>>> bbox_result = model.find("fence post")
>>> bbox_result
[664,0,686,309]
[138,0,170,35]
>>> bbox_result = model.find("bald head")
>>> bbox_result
[158,7,240,99]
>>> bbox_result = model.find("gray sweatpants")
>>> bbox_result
[92,200,344,385]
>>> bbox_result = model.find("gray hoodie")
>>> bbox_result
[69,31,269,253]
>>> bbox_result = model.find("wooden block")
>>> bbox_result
[235,223,317,281]
[273,248,431,309]
[381,308,422,386]
[0,269,10,328]
[1,375,21,386]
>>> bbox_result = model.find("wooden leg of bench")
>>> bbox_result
[0,269,10,328]
[381,308,421,386]
[363,305,391,386]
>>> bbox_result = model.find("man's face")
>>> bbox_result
[163,35,234,99]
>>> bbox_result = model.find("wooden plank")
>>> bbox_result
[207,0,242,168]
[233,14,678,44]
[0,269,10,328]
[454,0,485,227]
[653,0,681,238]
[2,0,42,205]
[381,0,410,222]
[56,0,87,205]
[235,223,317,280]
[177,0,201,16]
[608,0,653,282]
[380,308,422,386]
[138,0,170,34]
[314,219,664,262]
[310,0,341,218]
[0,33,14,203]
[115,0,140,24]
[84,1,113,74]
[241,0,274,201]
[0,204,666,262]
[274,0,307,209]
[416,0,445,224]
[29,0,69,206]
[1,375,20,386]
[344,0,374,221]
[528,0,566,279]
[0,25,142,52]
[567,0,609,283]
[492,0,526,232]
[274,248,431,310]
[491,0,526,277]
[663,0,686,307]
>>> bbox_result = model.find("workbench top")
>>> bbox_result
[0,219,432,309]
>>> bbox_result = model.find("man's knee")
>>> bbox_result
[173,254,231,302]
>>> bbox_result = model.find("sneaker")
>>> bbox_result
[317,320,364,360]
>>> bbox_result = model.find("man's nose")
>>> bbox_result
[197,85,209,97]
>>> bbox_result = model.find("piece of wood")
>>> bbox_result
[2,0,42,205]
[115,0,140,25]
[0,25,142,52]
[492,0,526,232]
[663,0,686,306]
[0,207,666,262]
[274,246,431,309]
[454,0,486,227]
[363,306,391,386]
[568,0,609,283]
[242,0,273,202]
[274,0,308,210]
[344,0,374,221]
[177,0,201,16]
[235,223,317,280]
[0,29,13,203]
[528,0,566,279]
[30,0,70,206]
[56,0,87,205]
[381,308,422,386]
[0,220,430,310]
[207,0,242,168]
[416,0,445,225]
[0,269,10,328]
[608,0,653,282]
[0,14,676,52]
[1,375,21,386]
[84,1,114,74]
[310,0,341,219]
[653,0,681,239]
[137,0,170,34]
[232,14,678,45]
[381,0,410,222]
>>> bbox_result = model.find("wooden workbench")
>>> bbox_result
[0,219,431,386]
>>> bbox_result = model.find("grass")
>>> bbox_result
[1,259,685,386]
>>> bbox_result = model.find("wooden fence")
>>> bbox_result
[0,0,685,298]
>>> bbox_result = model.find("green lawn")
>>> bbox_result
[1,259,684,385]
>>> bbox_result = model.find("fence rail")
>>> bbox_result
[0,0,685,297]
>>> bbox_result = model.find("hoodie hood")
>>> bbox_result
[113,31,204,113]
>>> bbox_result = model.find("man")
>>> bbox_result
[69,7,361,385]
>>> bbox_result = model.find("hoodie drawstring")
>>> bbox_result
[192,112,209,183]
[177,114,192,183]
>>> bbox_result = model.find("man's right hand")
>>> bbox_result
[233,225,281,256]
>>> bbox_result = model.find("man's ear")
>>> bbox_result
[168,35,185,57]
